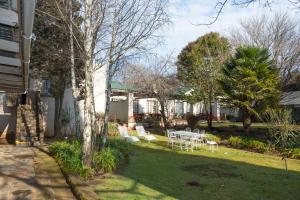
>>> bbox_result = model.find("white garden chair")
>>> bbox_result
[167,129,176,149]
[135,126,156,142]
[179,134,194,152]
[118,126,140,142]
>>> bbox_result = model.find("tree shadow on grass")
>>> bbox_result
[95,139,300,200]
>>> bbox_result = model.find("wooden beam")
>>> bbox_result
[0,65,22,75]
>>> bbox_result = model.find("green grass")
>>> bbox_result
[94,135,300,200]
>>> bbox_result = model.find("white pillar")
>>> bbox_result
[127,93,135,128]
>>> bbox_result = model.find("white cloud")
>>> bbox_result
[158,0,300,57]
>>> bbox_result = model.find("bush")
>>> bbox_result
[49,140,94,179]
[106,139,131,158]
[93,147,123,173]
[227,136,269,153]
[206,134,221,144]
[108,123,119,136]
[228,136,243,148]
[284,148,300,159]
[246,139,268,153]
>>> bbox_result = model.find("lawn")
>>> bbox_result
[94,135,300,200]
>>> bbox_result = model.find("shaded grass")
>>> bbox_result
[94,136,300,200]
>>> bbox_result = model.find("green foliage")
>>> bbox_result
[206,134,221,144]
[228,136,244,148]
[108,123,119,136]
[266,108,299,149]
[284,148,300,159]
[49,140,94,179]
[177,32,230,129]
[227,136,269,153]
[106,139,131,158]
[219,46,280,132]
[93,147,124,173]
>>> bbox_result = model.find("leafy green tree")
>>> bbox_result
[219,46,280,134]
[31,0,83,136]
[177,32,230,129]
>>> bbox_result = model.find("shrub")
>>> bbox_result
[228,136,243,148]
[49,140,94,179]
[93,147,123,173]
[106,139,131,158]
[108,123,119,136]
[206,134,221,144]
[227,136,269,153]
[247,140,268,153]
[284,148,300,159]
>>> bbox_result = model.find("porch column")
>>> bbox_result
[214,100,220,121]
[127,93,135,128]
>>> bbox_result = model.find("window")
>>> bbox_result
[0,93,4,113]
[146,100,158,114]
[133,100,139,113]
[41,79,51,95]
[0,0,10,9]
[175,101,184,115]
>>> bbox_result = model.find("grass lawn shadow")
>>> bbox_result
[94,138,300,200]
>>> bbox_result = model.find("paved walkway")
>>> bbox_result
[0,145,75,200]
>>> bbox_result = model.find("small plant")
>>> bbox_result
[108,123,119,136]
[266,108,299,177]
[206,134,221,143]
[93,147,123,173]
[49,140,94,179]
[228,136,243,148]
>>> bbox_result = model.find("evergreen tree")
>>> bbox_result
[219,46,280,134]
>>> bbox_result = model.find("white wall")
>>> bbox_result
[62,88,85,135]
[94,65,107,113]
[40,97,55,137]
[109,100,128,122]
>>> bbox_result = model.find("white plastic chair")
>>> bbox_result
[179,134,194,152]
[118,126,140,142]
[136,126,156,142]
[167,129,176,148]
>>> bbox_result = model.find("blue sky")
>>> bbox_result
[158,0,300,57]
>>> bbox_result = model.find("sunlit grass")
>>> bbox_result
[94,136,300,200]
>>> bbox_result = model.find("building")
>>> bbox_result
[280,91,300,123]
[0,0,36,144]
[108,81,239,127]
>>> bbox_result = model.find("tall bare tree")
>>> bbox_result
[123,55,180,130]
[97,0,170,143]
[230,13,300,86]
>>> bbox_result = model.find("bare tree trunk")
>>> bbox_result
[68,0,81,139]
[101,67,113,149]
[208,97,213,130]
[82,0,94,166]
[159,99,168,130]
[243,110,252,135]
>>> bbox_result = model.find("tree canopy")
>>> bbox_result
[177,32,230,129]
[219,46,280,133]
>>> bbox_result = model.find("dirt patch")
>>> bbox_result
[186,181,203,187]
[182,163,241,178]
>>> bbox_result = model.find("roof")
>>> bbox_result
[111,81,133,92]
[173,87,194,96]
[280,91,300,106]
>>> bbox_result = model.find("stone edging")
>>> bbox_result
[35,145,99,200]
